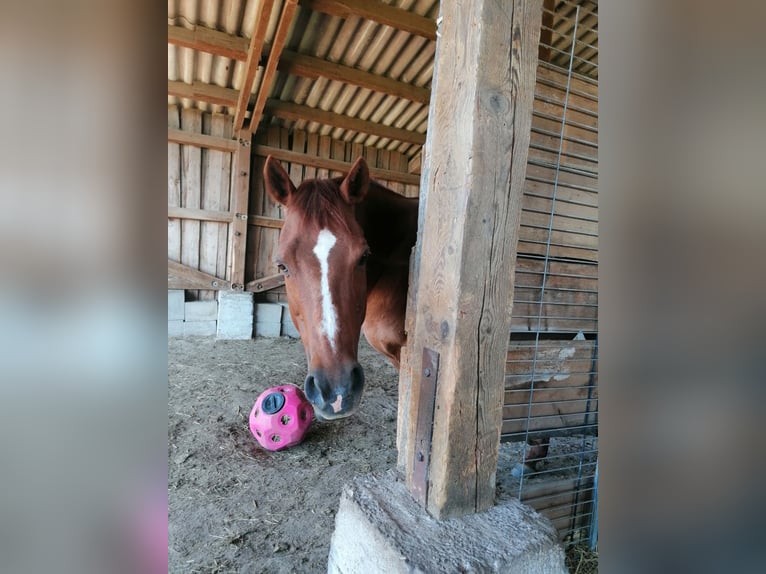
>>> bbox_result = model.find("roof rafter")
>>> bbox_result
[168,80,239,107]
[233,1,276,133]
[299,0,437,40]
[264,99,426,145]
[167,24,249,60]
[277,50,431,104]
[245,0,300,133]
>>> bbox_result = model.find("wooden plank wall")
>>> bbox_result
[503,1,599,542]
[502,338,597,438]
[502,60,598,444]
[168,105,234,300]
[245,125,419,302]
[503,56,599,442]
[521,64,598,264]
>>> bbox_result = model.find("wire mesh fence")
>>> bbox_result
[502,0,598,551]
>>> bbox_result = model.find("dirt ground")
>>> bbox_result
[168,336,591,573]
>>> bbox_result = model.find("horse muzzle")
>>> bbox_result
[304,363,365,420]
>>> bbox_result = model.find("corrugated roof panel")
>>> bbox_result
[167,0,597,161]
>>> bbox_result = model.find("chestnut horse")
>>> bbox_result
[264,156,551,472]
[263,156,417,420]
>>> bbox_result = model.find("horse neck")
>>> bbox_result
[355,182,418,261]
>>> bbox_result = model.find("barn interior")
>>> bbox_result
[168,0,598,570]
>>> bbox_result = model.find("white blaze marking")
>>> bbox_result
[313,229,338,351]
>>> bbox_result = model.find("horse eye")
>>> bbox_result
[276,262,289,276]
[358,250,371,267]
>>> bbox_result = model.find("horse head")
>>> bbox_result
[264,156,372,420]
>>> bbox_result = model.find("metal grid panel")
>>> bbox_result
[502,0,598,549]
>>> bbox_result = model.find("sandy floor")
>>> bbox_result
[168,336,590,573]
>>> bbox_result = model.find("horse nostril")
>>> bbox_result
[305,373,330,406]
[304,375,320,403]
[349,364,365,395]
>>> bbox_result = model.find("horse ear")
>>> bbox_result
[264,156,296,206]
[340,157,369,205]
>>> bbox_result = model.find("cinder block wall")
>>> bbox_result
[168,291,300,340]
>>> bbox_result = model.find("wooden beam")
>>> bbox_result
[167,206,234,222]
[299,0,437,40]
[168,80,239,107]
[234,1,275,132]
[407,150,422,174]
[227,138,251,289]
[167,128,238,153]
[245,0,299,133]
[245,274,286,292]
[167,24,249,60]
[168,260,230,290]
[247,215,284,229]
[253,144,420,186]
[278,50,431,104]
[264,99,426,145]
[398,0,543,519]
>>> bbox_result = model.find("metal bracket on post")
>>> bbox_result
[411,347,439,507]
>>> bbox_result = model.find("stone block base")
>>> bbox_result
[328,471,567,574]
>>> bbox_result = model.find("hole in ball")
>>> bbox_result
[299,409,308,421]
[254,408,259,417]
[255,429,261,437]
[271,435,281,443]
[280,415,291,425]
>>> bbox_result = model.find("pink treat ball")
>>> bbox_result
[249,384,313,451]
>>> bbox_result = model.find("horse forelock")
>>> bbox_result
[289,178,355,233]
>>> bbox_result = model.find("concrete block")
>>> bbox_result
[216,291,254,340]
[255,303,283,324]
[279,303,301,339]
[183,320,217,337]
[255,322,282,338]
[168,290,185,321]
[328,471,567,574]
[184,300,218,322]
[168,320,184,338]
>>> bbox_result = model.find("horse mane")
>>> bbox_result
[290,177,354,231]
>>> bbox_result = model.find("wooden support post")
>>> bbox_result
[398,0,543,519]
[228,134,251,289]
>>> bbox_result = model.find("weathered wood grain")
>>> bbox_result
[167,24,249,60]
[264,99,427,145]
[199,115,227,300]
[399,0,543,519]
[228,133,251,289]
[245,0,299,133]
[168,107,182,263]
[254,127,284,284]
[217,119,234,282]
[245,273,286,292]
[168,80,239,107]
[167,207,233,222]
[167,128,238,152]
[277,50,431,104]
[181,109,202,298]
[233,1,274,132]
[304,133,319,180]
[168,260,231,290]
[300,0,437,40]
[317,134,331,179]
